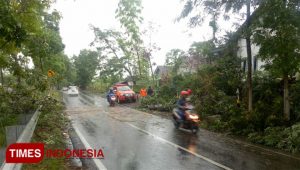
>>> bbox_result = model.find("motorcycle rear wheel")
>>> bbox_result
[173,120,180,129]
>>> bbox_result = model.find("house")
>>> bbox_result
[237,37,265,72]
[179,45,224,74]
[227,7,266,73]
[231,27,300,81]
[154,66,170,78]
[177,55,198,75]
[154,66,171,86]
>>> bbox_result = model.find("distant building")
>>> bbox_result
[177,55,198,75]
[154,66,170,78]
[229,7,265,73]
[237,38,265,72]
[154,66,171,86]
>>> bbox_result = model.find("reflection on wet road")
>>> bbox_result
[64,92,300,170]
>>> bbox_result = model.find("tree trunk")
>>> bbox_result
[212,13,217,44]
[39,56,44,72]
[283,75,290,121]
[136,49,142,77]
[123,66,135,84]
[0,68,4,85]
[13,55,21,85]
[148,56,155,85]
[246,0,253,112]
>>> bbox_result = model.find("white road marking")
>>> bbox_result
[124,107,300,161]
[90,96,300,163]
[104,110,232,169]
[126,123,233,170]
[73,126,107,170]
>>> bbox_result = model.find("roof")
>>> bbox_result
[154,66,171,75]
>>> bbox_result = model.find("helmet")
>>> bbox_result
[187,89,192,95]
[180,91,189,96]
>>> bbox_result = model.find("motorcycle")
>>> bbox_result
[172,105,200,134]
[108,94,116,107]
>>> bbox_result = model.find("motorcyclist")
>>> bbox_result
[186,89,192,102]
[177,91,189,121]
[187,89,192,96]
[106,88,115,103]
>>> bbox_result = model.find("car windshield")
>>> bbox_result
[117,86,131,91]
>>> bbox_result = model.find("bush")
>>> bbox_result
[140,95,176,112]
[290,81,300,122]
[158,85,177,98]
[0,85,40,115]
[228,113,252,135]
[23,92,67,170]
[208,120,229,132]
[284,123,300,153]
[248,123,300,153]
[252,73,284,128]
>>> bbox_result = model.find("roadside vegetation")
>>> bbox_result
[71,0,300,153]
[23,91,69,170]
[1,0,299,160]
[0,0,74,168]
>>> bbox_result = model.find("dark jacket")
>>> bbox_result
[147,88,153,96]
[177,97,186,110]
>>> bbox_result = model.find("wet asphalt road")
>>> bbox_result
[63,91,300,170]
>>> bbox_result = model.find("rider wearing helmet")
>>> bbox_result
[177,91,189,120]
[107,87,115,103]
[187,89,192,95]
[186,89,192,102]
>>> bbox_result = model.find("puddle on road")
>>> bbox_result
[80,119,97,135]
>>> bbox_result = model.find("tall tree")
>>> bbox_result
[246,0,253,112]
[252,0,300,120]
[142,22,160,85]
[99,57,124,84]
[73,50,99,89]
[179,0,261,112]
[165,49,185,75]
[90,27,135,81]
[116,0,145,78]
[224,0,258,112]
[0,0,66,89]
[188,40,215,66]
[63,55,77,85]
[178,0,222,43]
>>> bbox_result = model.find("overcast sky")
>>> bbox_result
[53,0,239,65]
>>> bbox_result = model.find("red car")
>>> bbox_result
[113,84,137,103]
